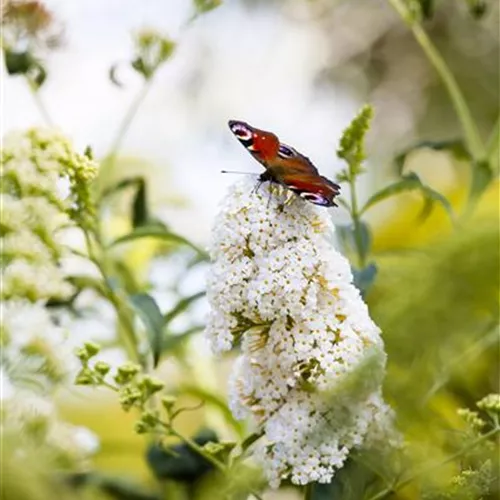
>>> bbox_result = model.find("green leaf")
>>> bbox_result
[240,432,263,452]
[4,50,34,75]
[193,0,222,14]
[132,178,148,228]
[418,0,435,19]
[100,176,144,201]
[109,226,208,260]
[395,139,470,175]
[465,0,487,18]
[131,56,152,80]
[164,292,205,326]
[28,62,46,90]
[146,429,217,482]
[337,222,371,262]
[360,172,455,224]
[130,293,164,367]
[162,326,204,352]
[469,160,494,204]
[352,263,378,296]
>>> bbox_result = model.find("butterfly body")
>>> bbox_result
[228,120,340,207]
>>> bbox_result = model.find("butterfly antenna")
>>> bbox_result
[220,170,257,175]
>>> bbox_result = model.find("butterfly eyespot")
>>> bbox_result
[278,144,295,158]
[229,121,253,141]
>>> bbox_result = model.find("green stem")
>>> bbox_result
[367,426,500,500]
[29,83,54,127]
[387,0,486,162]
[83,230,141,364]
[106,78,154,162]
[165,425,263,500]
[304,482,315,500]
[169,428,227,473]
[349,176,367,268]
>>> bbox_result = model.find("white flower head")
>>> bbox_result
[205,177,395,487]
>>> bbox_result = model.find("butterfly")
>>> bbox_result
[228,120,340,207]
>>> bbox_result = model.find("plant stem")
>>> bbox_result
[304,482,315,500]
[83,230,141,364]
[367,426,500,500]
[386,0,486,163]
[486,115,499,173]
[348,176,367,269]
[106,78,154,162]
[28,83,54,127]
[168,427,227,473]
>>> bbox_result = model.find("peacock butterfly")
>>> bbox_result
[228,120,340,207]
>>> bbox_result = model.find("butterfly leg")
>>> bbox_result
[251,180,263,196]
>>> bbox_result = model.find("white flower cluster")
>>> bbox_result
[0,300,99,467]
[1,392,99,468]
[0,129,100,467]
[1,128,98,301]
[206,178,393,487]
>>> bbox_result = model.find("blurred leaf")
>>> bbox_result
[337,222,371,261]
[132,178,148,228]
[100,176,144,200]
[193,0,222,14]
[28,63,46,89]
[395,139,470,175]
[4,50,47,89]
[240,432,263,452]
[67,275,107,296]
[162,325,204,353]
[310,459,377,500]
[164,292,205,326]
[352,262,378,295]
[66,473,159,500]
[131,56,152,80]
[146,429,217,482]
[4,50,35,75]
[130,293,164,367]
[465,0,488,18]
[418,0,435,19]
[469,160,494,204]
[109,226,208,260]
[360,172,455,224]
[109,63,124,88]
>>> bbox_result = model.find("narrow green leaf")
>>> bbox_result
[162,326,204,352]
[100,176,143,201]
[240,432,263,452]
[109,226,208,260]
[360,173,455,224]
[193,0,222,14]
[395,140,470,175]
[132,178,148,228]
[469,159,494,204]
[130,293,164,367]
[164,292,205,326]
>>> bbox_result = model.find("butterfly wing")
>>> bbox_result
[277,173,340,207]
[228,120,280,167]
